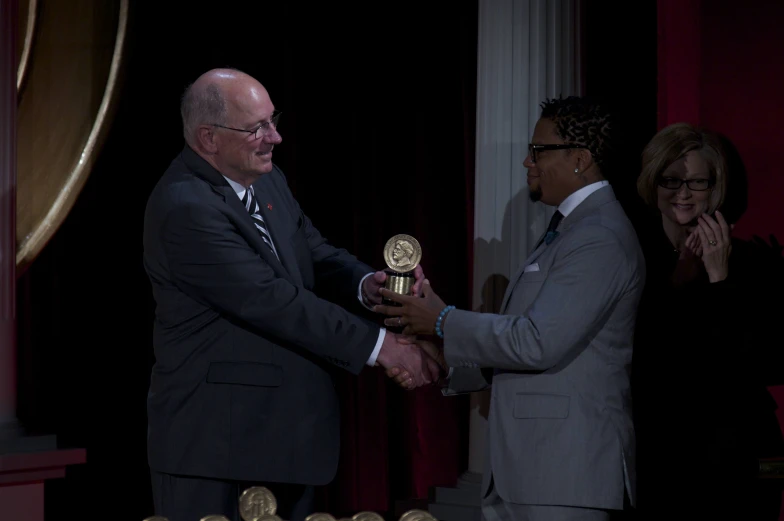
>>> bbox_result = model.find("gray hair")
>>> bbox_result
[180,82,227,146]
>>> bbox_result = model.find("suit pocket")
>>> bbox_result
[206,361,283,387]
[290,222,308,246]
[513,392,570,419]
[520,269,547,283]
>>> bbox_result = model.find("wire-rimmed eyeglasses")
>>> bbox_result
[211,111,282,140]
[657,177,715,191]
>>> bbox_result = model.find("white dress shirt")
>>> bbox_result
[556,180,609,219]
[223,176,385,367]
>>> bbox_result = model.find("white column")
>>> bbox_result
[0,0,18,437]
[467,0,583,481]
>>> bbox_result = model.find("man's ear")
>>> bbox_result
[575,147,594,174]
[196,125,218,154]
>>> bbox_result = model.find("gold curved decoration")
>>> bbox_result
[16,0,38,95]
[16,0,129,272]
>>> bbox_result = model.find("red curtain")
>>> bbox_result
[658,1,784,518]
[311,5,478,511]
[656,0,784,243]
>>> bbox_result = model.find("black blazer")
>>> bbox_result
[142,146,379,485]
[630,215,784,516]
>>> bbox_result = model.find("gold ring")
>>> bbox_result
[709,240,717,246]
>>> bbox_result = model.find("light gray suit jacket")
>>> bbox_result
[443,185,644,511]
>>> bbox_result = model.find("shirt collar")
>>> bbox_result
[222,175,247,200]
[557,180,609,218]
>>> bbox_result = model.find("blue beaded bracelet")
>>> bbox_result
[435,305,456,338]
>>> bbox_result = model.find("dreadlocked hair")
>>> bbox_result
[540,96,615,173]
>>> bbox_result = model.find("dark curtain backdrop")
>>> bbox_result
[583,0,658,221]
[15,3,477,520]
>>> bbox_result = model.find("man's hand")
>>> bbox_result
[374,280,447,335]
[410,265,426,297]
[363,265,426,307]
[376,331,440,389]
[386,338,447,389]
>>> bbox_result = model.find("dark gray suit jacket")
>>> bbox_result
[444,186,645,510]
[142,146,378,485]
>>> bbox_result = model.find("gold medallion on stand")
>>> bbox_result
[399,509,437,521]
[383,234,422,274]
[382,234,422,317]
[305,514,337,521]
[200,516,231,521]
[352,512,385,521]
[239,486,278,521]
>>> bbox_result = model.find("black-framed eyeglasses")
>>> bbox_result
[211,111,282,140]
[528,143,589,163]
[657,177,715,191]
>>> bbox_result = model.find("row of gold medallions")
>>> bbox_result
[142,486,438,521]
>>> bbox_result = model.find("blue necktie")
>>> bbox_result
[536,210,563,249]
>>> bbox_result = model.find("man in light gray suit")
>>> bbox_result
[377,96,646,521]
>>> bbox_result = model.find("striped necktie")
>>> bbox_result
[241,185,278,260]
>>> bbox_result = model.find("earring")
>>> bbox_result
[574,168,579,173]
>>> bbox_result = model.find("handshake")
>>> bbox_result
[362,266,450,391]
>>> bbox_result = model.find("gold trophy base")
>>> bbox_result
[383,271,414,333]
[382,270,414,307]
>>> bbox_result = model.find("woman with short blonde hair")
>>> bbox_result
[631,123,784,520]
[637,122,727,218]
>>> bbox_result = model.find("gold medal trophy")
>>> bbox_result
[382,234,422,316]
[141,485,438,521]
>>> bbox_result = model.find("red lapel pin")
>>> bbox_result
[267,203,273,211]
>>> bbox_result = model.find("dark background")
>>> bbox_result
[14,1,657,520]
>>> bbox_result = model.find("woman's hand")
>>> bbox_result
[694,211,733,282]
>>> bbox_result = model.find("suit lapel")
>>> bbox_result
[500,235,548,313]
[252,181,304,287]
[214,183,293,281]
[181,147,296,283]
[499,186,617,314]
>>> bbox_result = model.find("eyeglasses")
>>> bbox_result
[657,177,714,191]
[211,111,282,140]
[528,143,589,163]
